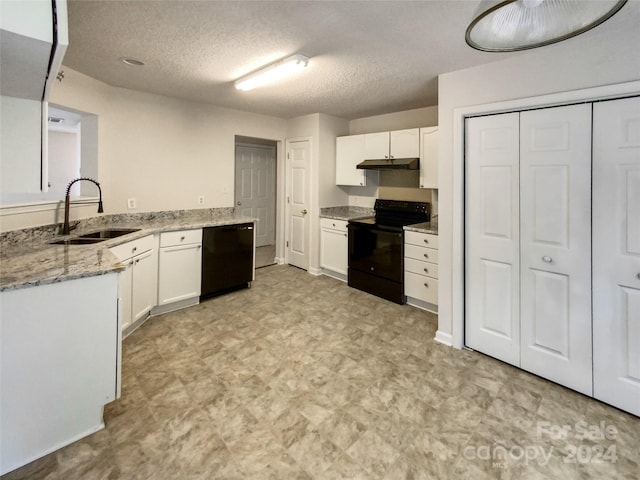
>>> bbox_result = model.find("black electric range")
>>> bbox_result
[348,199,430,304]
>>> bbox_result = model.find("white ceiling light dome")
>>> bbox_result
[466,0,628,52]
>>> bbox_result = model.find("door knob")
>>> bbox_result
[542,256,552,263]
[237,201,241,206]
[301,209,308,215]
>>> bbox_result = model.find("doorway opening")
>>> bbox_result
[234,136,277,268]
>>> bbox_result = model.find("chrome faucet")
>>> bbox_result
[62,177,104,235]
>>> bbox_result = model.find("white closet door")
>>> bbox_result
[465,112,521,366]
[593,96,640,416]
[519,104,593,395]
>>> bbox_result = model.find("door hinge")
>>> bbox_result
[287,152,290,159]
[287,196,290,204]
[286,240,289,247]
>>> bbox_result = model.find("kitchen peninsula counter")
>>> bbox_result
[0,208,255,292]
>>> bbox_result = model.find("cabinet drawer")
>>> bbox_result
[404,257,439,279]
[160,229,202,247]
[320,218,348,233]
[110,234,156,261]
[405,272,438,304]
[405,231,438,248]
[405,244,438,263]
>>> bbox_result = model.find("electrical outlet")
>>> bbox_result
[127,198,137,209]
[353,196,359,204]
[198,195,205,205]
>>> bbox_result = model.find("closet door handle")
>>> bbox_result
[542,256,552,263]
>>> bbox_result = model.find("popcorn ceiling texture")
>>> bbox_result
[63,1,515,120]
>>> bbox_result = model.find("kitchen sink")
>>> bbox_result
[50,237,107,245]
[50,228,141,245]
[77,228,141,239]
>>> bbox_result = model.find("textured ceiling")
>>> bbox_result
[62,0,625,120]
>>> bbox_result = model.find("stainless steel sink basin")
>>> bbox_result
[76,228,141,239]
[50,237,107,245]
[50,228,140,245]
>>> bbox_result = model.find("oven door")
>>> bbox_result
[348,222,403,282]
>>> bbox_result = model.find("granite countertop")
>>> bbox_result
[320,206,374,221]
[0,209,255,292]
[404,221,438,235]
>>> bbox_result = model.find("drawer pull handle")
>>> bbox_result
[542,256,552,263]
[423,283,429,288]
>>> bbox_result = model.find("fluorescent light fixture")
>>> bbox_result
[235,54,309,91]
[465,0,627,52]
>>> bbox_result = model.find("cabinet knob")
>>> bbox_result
[135,259,139,264]
[360,182,363,186]
[424,253,429,259]
[384,155,388,159]
[423,283,429,288]
[132,247,137,253]
[424,267,429,273]
[423,239,429,244]
[180,236,185,241]
[542,256,552,263]
[344,233,347,237]
[637,273,640,280]
[301,209,308,215]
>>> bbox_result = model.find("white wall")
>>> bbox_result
[1,67,288,232]
[437,3,640,344]
[349,106,437,135]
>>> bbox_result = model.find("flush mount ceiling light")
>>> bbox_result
[465,0,627,52]
[235,54,309,91]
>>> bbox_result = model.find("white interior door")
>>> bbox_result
[286,139,310,270]
[235,144,276,247]
[593,96,640,416]
[465,112,521,366]
[519,104,593,395]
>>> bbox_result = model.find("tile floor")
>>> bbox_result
[3,265,639,479]
[255,245,276,269]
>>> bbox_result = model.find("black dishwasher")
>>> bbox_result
[201,223,254,300]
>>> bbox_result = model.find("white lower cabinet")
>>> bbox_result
[157,229,202,308]
[404,230,438,308]
[320,218,348,278]
[109,234,158,333]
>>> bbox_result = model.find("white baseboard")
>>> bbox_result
[434,330,453,347]
[308,266,322,276]
[274,256,285,265]
[320,269,347,283]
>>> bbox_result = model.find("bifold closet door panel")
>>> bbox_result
[465,112,521,366]
[593,96,640,416]
[519,104,593,396]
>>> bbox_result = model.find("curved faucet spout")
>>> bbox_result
[62,177,104,235]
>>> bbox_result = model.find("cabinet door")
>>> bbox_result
[131,248,157,322]
[420,127,438,189]
[336,135,367,186]
[320,228,348,276]
[465,112,521,367]
[118,262,133,331]
[593,96,640,416]
[519,104,593,396]
[158,243,202,305]
[390,128,419,158]
[364,132,389,159]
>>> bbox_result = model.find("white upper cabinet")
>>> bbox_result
[0,0,68,101]
[390,128,419,158]
[364,132,390,159]
[420,127,438,189]
[336,134,368,186]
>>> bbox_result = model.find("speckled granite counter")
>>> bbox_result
[319,206,374,221]
[404,221,438,235]
[0,208,255,292]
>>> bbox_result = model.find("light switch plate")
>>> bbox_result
[127,198,137,209]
